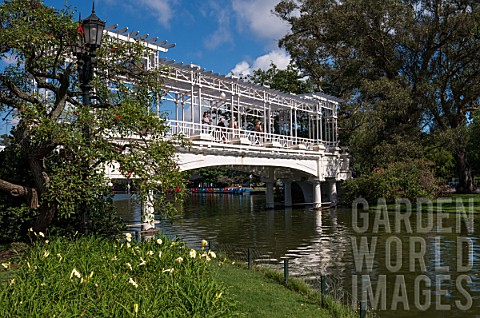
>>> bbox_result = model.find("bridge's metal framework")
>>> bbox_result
[103,25,350,216]
[105,25,340,150]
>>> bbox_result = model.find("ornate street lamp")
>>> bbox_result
[77,4,105,106]
[76,4,106,234]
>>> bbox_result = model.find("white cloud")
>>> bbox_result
[202,1,233,50]
[137,0,176,29]
[232,0,289,42]
[230,49,290,76]
[230,61,251,77]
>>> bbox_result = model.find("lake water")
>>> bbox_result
[113,193,480,318]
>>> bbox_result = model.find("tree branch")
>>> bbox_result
[0,179,39,209]
[0,74,42,107]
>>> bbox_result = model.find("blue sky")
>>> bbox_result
[1,0,293,134]
[46,0,292,76]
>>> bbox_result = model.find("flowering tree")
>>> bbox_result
[0,0,184,238]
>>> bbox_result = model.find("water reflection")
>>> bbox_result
[113,193,480,318]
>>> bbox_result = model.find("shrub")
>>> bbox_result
[0,145,125,243]
[341,159,439,204]
[0,235,238,317]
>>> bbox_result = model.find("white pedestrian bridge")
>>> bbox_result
[0,24,351,211]
[108,119,350,209]
[101,24,352,209]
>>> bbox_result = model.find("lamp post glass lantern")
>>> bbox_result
[77,3,106,234]
[82,4,105,49]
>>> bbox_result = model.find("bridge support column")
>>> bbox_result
[142,190,155,231]
[283,179,292,207]
[313,179,322,209]
[266,180,275,209]
[327,179,338,204]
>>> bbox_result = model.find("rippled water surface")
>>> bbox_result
[114,193,480,318]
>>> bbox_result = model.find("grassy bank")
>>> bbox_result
[1,236,362,318]
[211,262,359,318]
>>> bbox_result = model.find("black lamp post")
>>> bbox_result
[76,4,105,234]
[77,4,105,107]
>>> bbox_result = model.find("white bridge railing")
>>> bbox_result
[166,120,337,150]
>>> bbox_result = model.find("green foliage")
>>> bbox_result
[0,0,185,235]
[250,62,316,94]
[468,111,480,180]
[276,0,480,190]
[0,146,35,243]
[0,204,32,243]
[0,235,237,317]
[341,159,439,204]
[425,145,456,182]
[190,168,255,187]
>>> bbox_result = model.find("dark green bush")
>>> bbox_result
[0,145,125,243]
[341,159,439,204]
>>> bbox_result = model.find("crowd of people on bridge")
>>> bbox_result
[202,111,263,133]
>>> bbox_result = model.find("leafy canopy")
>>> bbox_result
[0,0,185,236]
[276,0,480,191]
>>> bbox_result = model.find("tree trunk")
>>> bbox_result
[455,148,474,193]
[28,155,55,233]
[32,205,56,234]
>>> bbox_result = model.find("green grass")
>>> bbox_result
[369,193,480,213]
[0,235,238,317]
[1,238,365,318]
[211,262,358,318]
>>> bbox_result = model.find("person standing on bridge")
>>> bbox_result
[254,120,263,133]
[229,117,238,129]
[218,118,227,143]
[254,120,263,144]
[202,112,211,133]
[218,117,226,128]
[202,112,211,125]
[229,117,238,138]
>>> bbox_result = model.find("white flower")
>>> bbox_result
[158,251,162,258]
[125,263,133,271]
[111,256,118,261]
[139,257,146,266]
[208,251,216,259]
[70,268,81,279]
[43,250,50,258]
[201,239,208,247]
[189,249,197,259]
[175,257,183,263]
[128,278,138,288]
[9,278,15,286]
[162,268,174,273]
[156,238,163,245]
[126,242,131,248]
[1,262,10,269]
[125,233,132,242]
[38,232,45,237]
[147,250,154,257]
[201,252,211,262]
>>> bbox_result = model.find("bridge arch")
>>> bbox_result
[177,155,318,179]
